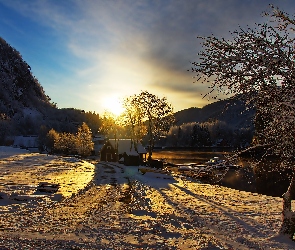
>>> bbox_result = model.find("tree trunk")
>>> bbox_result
[148,139,153,161]
[147,117,153,161]
[280,171,295,237]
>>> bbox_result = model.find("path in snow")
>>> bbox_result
[0,150,294,249]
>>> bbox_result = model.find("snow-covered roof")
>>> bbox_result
[93,135,105,142]
[108,139,147,155]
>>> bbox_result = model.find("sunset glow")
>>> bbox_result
[102,95,124,116]
[0,0,293,113]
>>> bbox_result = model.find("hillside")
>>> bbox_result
[175,98,255,130]
[0,37,100,142]
[157,98,256,148]
[0,37,53,117]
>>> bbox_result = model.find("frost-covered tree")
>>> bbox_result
[124,91,175,160]
[76,122,94,157]
[192,5,295,236]
[46,128,58,153]
[121,96,147,150]
[46,123,93,157]
[99,112,120,139]
[54,132,77,155]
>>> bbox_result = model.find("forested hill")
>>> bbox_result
[0,37,53,117]
[0,35,254,148]
[159,98,255,148]
[174,98,255,129]
[0,37,100,142]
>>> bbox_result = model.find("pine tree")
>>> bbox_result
[76,122,94,157]
[46,128,58,153]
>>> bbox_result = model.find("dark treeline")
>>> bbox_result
[157,120,254,149]
[0,108,101,145]
[1,106,254,151]
[0,35,253,151]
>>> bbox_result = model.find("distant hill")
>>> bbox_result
[157,98,256,148]
[0,36,254,148]
[0,37,100,142]
[174,98,255,130]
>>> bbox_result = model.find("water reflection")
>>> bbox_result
[152,149,233,164]
[152,149,289,197]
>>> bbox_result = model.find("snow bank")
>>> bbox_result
[0,146,29,159]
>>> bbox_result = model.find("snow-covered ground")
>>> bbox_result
[0,146,30,158]
[0,146,294,249]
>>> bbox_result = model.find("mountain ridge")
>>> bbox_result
[174,97,255,130]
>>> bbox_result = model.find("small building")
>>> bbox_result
[100,140,117,162]
[100,139,147,165]
[92,134,106,156]
[13,135,39,152]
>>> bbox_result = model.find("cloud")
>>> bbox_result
[0,0,293,113]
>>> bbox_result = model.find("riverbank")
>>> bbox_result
[0,147,295,249]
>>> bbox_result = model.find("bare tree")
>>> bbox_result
[121,96,146,151]
[192,6,295,236]
[123,91,175,160]
[99,112,119,139]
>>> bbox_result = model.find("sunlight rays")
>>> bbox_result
[102,95,124,116]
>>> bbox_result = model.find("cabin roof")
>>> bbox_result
[108,139,147,155]
[93,134,105,142]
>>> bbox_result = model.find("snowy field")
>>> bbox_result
[0,146,295,249]
[0,146,30,158]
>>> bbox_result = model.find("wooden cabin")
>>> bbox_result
[100,139,147,165]
[100,140,117,162]
[93,134,106,156]
[13,135,39,152]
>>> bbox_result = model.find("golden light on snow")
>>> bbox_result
[0,147,293,248]
[0,153,95,198]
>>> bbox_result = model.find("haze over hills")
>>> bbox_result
[160,98,255,148]
[0,36,254,146]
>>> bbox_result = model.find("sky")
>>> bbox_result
[0,0,294,115]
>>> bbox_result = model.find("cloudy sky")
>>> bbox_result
[0,0,294,115]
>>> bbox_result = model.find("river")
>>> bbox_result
[151,148,242,165]
[151,148,289,197]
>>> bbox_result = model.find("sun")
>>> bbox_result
[102,95,124,116]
